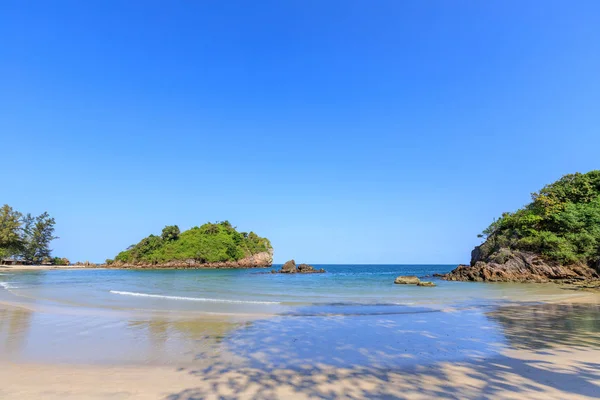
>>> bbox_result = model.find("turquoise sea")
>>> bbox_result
[0,264,585,316]
[1,264,600,378]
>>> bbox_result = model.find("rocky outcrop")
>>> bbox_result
[445,246,599,283]
[75,261,97,268]
[280,260,298,273]
[105,251,273,269]
[273,260,325,274]
[394,276,420,284]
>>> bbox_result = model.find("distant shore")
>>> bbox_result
[0,264,103,270]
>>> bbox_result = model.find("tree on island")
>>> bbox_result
[0,204,59,264]
[111,221,272,265]
[161,225,180,241]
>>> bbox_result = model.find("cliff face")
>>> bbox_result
[445,245,599,283]
[106,250,273,269]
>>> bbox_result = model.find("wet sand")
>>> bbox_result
[1,293,600,399]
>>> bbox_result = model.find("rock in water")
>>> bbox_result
[280,260,297,273]
[394,276,420,284]
[417,281,436,287]
[297,263,315,273]
[276,260,326,274]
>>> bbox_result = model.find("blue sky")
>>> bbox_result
[1,1,599,264]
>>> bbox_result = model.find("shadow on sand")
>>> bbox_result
[164,303,600,399]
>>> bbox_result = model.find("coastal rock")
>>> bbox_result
[444,246,599,283]
[275,260,326,274]
[105,251,273,270]
[280,260,297,273]
[394,276,420,285]
[75,261,97,268]
[417,281,436,287]
[297,263,316,273]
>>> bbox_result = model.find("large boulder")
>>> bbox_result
[280,260,297,273]
[394,276,420,285]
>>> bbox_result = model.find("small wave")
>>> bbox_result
[0,282,19,290]
[109,290,280,305]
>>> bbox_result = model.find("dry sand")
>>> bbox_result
[0,346,599,399]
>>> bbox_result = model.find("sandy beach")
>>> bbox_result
[0,264,102,270]
[1,287,600,399]
[1,337,599,399]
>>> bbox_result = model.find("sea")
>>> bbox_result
[1,264,599,367]
[0,264,585,315]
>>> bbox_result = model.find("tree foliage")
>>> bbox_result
[0,205,58,264]
[0,205,23,259]
[161,225,180,241]
[114,221,272,264]
[22,212,58,264]
[480,171,600,266]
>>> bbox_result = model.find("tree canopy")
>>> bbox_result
[0,205,58,264]
[111,221,272,264]
[479,171,600,266]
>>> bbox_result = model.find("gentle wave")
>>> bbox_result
[109,290,280,304]
[0,282,19,290]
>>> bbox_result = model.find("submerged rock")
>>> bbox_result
[417,281,436,287]
[394,276,420,285]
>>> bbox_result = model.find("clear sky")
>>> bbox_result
[1,1,599,264]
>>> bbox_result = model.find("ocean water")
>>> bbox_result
[0,264,583,315]
[1,265,600,368]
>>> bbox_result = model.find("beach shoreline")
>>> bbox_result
[2,268,600,399]
[0,264,104,270]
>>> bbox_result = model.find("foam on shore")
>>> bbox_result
[109,290,280,305]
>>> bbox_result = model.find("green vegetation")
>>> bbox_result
[112,221,272,264]
[479,171,600,266]
[52,257,70,266]
[0,204,59,264]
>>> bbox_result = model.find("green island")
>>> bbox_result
[108,221,273,268]
[447,170,600,283]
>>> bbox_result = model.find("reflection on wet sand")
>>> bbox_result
[0,303,243,365]
[0,306,32,357]
[1,301,600,399]
[488,303,600,349]
[165,303,600,399]
[127,318,248,364]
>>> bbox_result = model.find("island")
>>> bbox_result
[446,171,600,284]
[106,221,273,269]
